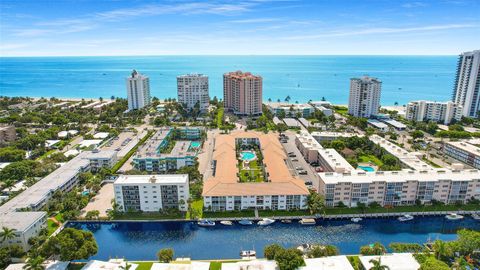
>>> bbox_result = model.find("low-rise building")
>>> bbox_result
[311,131,362,142]
[87,150,118,171]
[300,256,354,270]
[444,141,480,169]
[359,253,420,270]
[151,262,210,270]
[380,118,407,130]
[202,131,309,211]
[82,260,139,270]
[221,260,278,270]
[406,100,462,125]
[295,131,323,163]
[367,119,389,132]
[283,118,301,128]
[265,102,315,118]
[133,128,201,172]
[0,212,47,250]
[114,174,189,212]
[318,169,480,207]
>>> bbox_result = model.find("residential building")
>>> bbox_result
[202,131,309,211]
[0,125,16,144]
[283,118,301,128]
[221,260,278,270]
[151,262,210,270]
[380,118,407,130]
[300,256,354,270]
[177,74,209,111]
[367,119,389,132]
[406,100,462,125]
[444,141,480,169]
[126,69,151,110]
[295,131,323,163]
[452,50,480,118]
[318,169,480,207]
[265,102,315,118]
[311,131,362,142]
[359,253,420,270]
[133,128,202,172]
[370,135,435,171]
[0,212,47,250]
[87,150,118,172]
[348,76,382,118]
[114,174,189,212]
[82,260,139,270]
[223,71,263,116]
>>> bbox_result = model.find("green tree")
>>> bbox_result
[368,258,390,270]
[455,229,480,256]
[330,140,346,151]
[264,244,283,260]
[419,257,450,270]
[360,243,386,255]
[157,248,174,263]
[274,248,305,270]
[23,256,45,270]
[85,210,100,220]
[0,227,16,243]
[41,228,98,261]
[306,192,325,215]
[410,130,424,140]
[119,261,133,270]
[307,245,338,258]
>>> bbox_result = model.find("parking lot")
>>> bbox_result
[281,131,320,191]
[101,131,138,157]
[80,183,114,218]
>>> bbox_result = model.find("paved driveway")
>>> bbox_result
[81,183,114,218]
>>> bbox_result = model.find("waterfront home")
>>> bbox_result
[359,253,420,270]
[318,169,480,207]
[114,174,189,212]
[5,261,69,270]
[444,141,480,169]
[203,131,309,211]
[265,102,316,118]
[82,259,138,270]
[221,260,278,270]
[151,261,210,270]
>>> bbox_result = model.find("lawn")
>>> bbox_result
[209,261,240,270]
[358,154,383,166]
[133,262,154,270]
[47,213,64,235]
[238,160,264,183]
[186,199,204,219]
[347,256,362,270]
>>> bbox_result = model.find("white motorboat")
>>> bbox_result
[257,218,275,226]
[197,219,215,227]
[351,217,363,223]
[299,218,316,225]
[398,214,414,222]
[238,220,253,226]
[220,220,233,226]
[296,243,312,254]
[471,213,480,220]
[281,219,292,224]
[445,213,464,220]
[240,250,256,258]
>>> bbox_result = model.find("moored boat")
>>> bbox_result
[445,213,464,220]
[220,220,233,226]
[351,217,362,223]
[238,219,253,226]
[398,214,414,222]
[281,219,292,224]
[197,219,215,227]
[299,218,316,225]
[471,213,480,220]
[240,250,256,258]
[257,218,275,226]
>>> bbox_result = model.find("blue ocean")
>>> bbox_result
[0,56,457,104]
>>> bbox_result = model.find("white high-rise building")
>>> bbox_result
[406,100,463,125]
[348,76,382,118]
[126,70,151,110]
[177,74,209,111]
[452,50,480,118]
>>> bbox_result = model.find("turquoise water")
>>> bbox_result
[0,56,457,104]
[240,151,256,161]
[359,166,375,172]
[190,141,201,148]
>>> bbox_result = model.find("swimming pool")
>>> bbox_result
[359,165,375,172]
[190,141,201,149]
[240,151,256,161]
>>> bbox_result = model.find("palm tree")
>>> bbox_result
[119,261,132,270]
[23,256,45,270]
[0,227,16,243]
[369,258,390,270]
[432,240,448,260]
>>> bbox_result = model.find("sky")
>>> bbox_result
[0,0,479,56]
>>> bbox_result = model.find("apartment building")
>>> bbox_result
[318,169,480,207]
[87,150,118,172]
[223,71,263,116]
[203,131,309,211]
[266,102,317,118]
[114,174,189,212]
[444,141,480,169]
[177,74,209,111]
[311,131,362,142]
[406,100,462,125]
[0,125,16,144]
[126,69,151,110]
[348,76,382,118]
[133,128,201,172]
[0,212,47,250]
[452,50,480,118]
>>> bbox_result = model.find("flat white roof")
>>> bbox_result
[88,150,117,159]
[368,119,388,129]
[45,140,60,147]
[79,139,103,148]
[359,253,420,270]
[283,118,300,127]
[82,260,138,270]
[93,132,110,139]
[0,162,11,170]
[115,174,189,185]
[221,260,278,270]
[311,131,362,139]
[319,169,480,184]
[317,148,355,172]
[382,119,407,129]
[300,256,354,270]
[446,141,480,156]
[0,211,46,232]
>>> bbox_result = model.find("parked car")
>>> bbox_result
[288,154,296,157]
[299,170,308,175]
[292,158,299,162]
[315,167,324,172]
[295,166,303,170]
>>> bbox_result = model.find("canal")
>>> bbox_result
[68,216,480,260]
